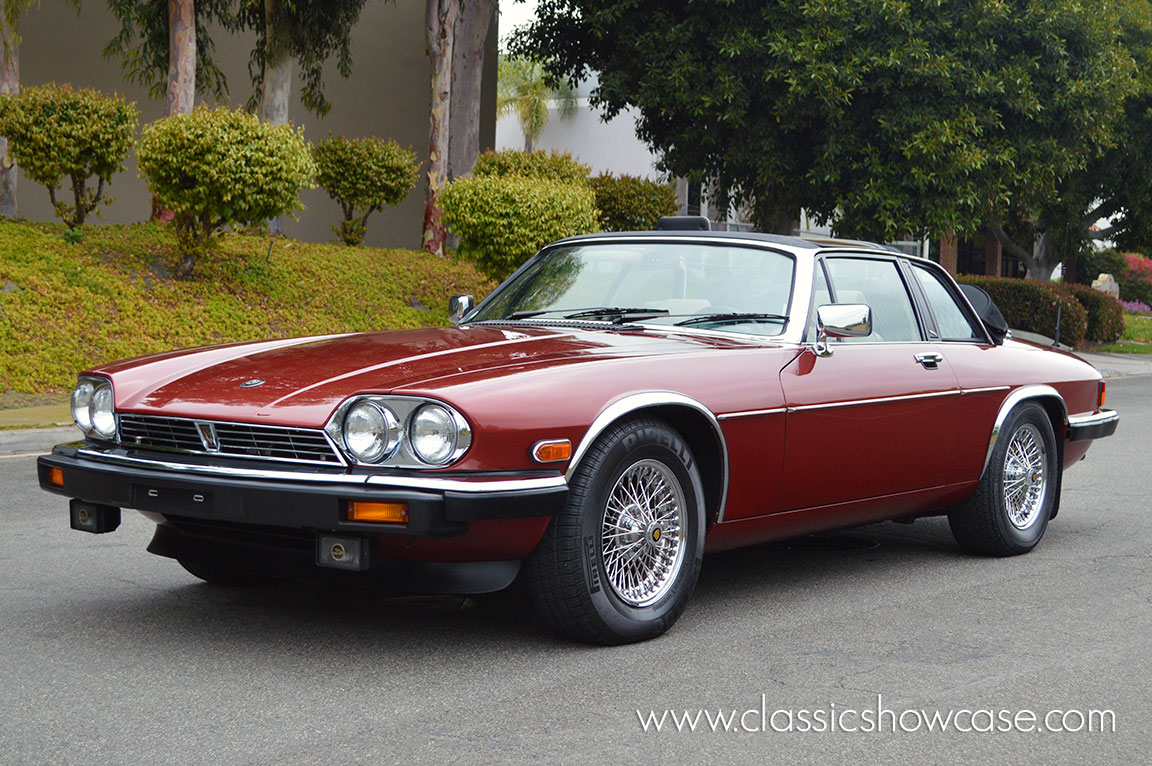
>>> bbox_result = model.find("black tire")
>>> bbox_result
[524,417,706,645]
[949,402,1059,556]
[177,556,271,586]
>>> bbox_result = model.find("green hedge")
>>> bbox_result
[1061,283,1124,344]
[473,149,590,184]
[441,174,598,281]
[957,275,1088,347]
[1078,249,1152,307]
[589,173,678,231]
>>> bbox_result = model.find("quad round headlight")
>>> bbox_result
[70,380,96,432]
[342,401,400,463]
[71,378,116,439]
[410,403,458,465]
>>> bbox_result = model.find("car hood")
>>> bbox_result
[92,324,768,427]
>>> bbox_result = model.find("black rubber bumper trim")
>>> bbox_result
[37,451,567,539]
[1067,411,1119,442]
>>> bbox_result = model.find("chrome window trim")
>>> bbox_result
[980,384,1067,479]
[70,446,566,493]
[566,391,731,523]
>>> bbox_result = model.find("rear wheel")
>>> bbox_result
[524,417,705,644]
[949,402,1058,556]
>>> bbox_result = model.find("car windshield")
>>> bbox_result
[469,242,796,336]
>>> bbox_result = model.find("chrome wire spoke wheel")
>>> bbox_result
[601,459,687,607]
[1002,423,1047,530]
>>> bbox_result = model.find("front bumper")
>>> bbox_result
[38,442,568,539]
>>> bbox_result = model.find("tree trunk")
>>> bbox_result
[261,0,291,233]
[447,0,494,182]
[153,0,196,222]
[987,219,1059,281]
[260,0,292,126]
[423,0,459,256]
[0,15,18,219]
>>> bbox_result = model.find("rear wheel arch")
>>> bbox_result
[567,394,728,526]
[982,385,1067,482]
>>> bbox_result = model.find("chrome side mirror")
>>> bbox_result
[448,294,474,324]
[814,303,872,356]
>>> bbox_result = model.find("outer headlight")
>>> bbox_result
[409,403,458,465]
[342,401,400,463]
[70,380,96,432]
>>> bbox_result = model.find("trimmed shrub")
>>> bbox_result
[313,134,420,246]
[958,275,1088,347]
[441,174,598,281]
[137,106,316,278]
[0,83,138,228]
[473,149,590,184]
[1062,283,1124,344]
[589,173,678,232]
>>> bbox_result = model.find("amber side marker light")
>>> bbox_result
[1099,380,1107,408]
[48,467,64,487]
[533,439,572,463]
[348,501,408,524]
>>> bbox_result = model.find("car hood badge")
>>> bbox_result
[239,379,266,388]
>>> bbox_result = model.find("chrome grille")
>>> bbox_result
[117,414,343,465]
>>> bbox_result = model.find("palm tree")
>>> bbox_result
[497,55,577,152]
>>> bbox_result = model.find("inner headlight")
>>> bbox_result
[410,404,457,465]
[70,380,96,432]
[90,384,117,439]
[343,401,400,463]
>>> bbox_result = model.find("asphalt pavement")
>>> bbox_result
[0,377,1148,764]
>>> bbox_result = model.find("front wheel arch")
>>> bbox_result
[566,395,728,526]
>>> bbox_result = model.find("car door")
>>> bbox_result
[778,255,964,511]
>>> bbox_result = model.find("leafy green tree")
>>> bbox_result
[0,83,138,229]
[137,106,316,277]
[313,134,420,246]
[497,54,577,151]
[105,0,234,108]
[517,0,1133,275]
[233,0,372,123]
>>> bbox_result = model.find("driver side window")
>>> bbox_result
[822,257,922,343]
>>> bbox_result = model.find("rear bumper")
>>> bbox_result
[1067,408,1119,442]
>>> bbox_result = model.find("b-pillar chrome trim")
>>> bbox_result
[980,384,1068,479]
[566,392,731,523]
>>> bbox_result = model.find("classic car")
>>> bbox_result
[37,221,1118,644]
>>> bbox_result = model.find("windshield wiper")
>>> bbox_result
[674,313,789,327]
[503,306,669,321]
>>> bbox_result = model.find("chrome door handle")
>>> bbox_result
[914,352,944,370]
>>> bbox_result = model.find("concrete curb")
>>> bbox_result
[0,426,80,456]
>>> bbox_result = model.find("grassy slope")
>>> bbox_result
[0,220,493,395]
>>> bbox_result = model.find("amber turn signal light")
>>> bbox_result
[48,467,64,487]
[533,439,572,463]
[347,501,408,524]
[1099,380,1107,408]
